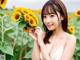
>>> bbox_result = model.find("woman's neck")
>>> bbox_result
[52,25,65,37]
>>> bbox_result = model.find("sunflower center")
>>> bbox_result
[30,19,34,24]
[77,11,80,15]
[15,14,19,19]
[1,0,4,4]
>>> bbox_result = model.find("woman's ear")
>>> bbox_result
[60,16,64,21]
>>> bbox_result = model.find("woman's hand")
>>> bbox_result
[34,27,45,46]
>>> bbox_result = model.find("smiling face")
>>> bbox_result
[41,0,68,44]
[43,6,64,31]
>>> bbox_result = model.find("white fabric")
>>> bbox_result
[50,46,64,60]
[40,46,64,60]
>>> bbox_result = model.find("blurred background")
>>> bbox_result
[0,0,80,60]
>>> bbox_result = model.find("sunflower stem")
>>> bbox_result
[22,29,24,47]
[4,54,6,60]
[1,15,6,60]
[16,22,19,44]
[1,15,7,42]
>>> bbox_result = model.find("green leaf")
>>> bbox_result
[13,46,21,60]
[0,44,13,56]
[77,17,80,21]
[0,13,4,17]
[18,21,27,28]
[24,49,32,58]
[27,40,34,48]
[0,18,1,26]
[4,27,14,34]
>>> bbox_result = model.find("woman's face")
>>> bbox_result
[43,11,63,31]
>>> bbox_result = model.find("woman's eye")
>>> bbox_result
[43,15,47,18]
[50,14,54,17]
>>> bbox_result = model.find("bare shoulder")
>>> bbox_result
[66,33,76,44]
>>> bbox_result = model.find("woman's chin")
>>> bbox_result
[47,27,55,31]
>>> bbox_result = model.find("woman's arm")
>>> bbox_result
[32,40,40,60]
[34,27,51,60]
[61,35,76,60]
[37,38,51,60]
[40,43,51,60]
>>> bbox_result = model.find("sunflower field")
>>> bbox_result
[0,0,80,60]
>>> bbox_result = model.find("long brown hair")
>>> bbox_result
[41,0,68,44]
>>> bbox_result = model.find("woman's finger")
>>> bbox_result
[28,29,37,41]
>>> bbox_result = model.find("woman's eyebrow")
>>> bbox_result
[43,13,55,16]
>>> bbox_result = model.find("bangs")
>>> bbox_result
[43,4,56,15]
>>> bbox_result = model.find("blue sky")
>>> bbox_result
[6,0,80,12]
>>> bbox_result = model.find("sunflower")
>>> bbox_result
[31,15,38,26]
[0,0,7,9]
[75,9,80,16]
[28,10,38,24]
[68,25,75,34]
[28,16,38,27]
[24,13,30,22]
[28,12,38,27]
[12,11,21,22]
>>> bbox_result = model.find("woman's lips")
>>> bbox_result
[46,24,54,27]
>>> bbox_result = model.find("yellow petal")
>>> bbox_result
[0,0,8,9]
[29,17,38,27]
[12,11,21,22]
[75,9,80,17]
[68,25,75,34]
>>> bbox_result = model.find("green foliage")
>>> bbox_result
[68,13,80,60]
[0,10,80,60]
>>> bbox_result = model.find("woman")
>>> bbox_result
[29,0,76,60]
